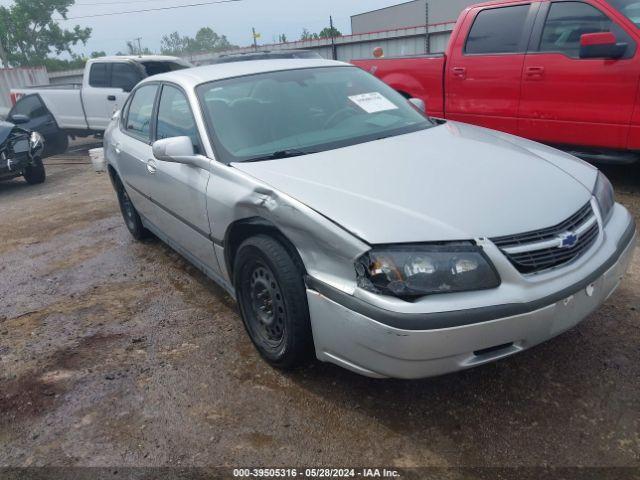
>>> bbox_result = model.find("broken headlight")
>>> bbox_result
[355,242,501,299]
[594,171,615,224]
[29,131,44,152]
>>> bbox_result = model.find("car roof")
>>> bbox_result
[91,55,187,63]
[140,58,350,89]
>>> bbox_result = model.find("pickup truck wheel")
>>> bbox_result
[116,181,150,240]
[234,235,313,370]
[23,158,46,185]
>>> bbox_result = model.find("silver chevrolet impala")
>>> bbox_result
[104,59,637,379]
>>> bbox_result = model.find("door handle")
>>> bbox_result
[525,66,545,79]
[146,159,157,174]
[452,67,467,79]
[114,142,121,155]
[107,95,116,101]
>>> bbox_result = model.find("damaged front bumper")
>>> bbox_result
[306,207,637,379]
[0,151,32,179]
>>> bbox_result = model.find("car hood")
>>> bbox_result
[233,122,597,244]
[0,121,16,146]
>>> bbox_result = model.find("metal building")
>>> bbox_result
[352,0,475,34]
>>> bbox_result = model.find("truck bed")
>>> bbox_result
[352,55,446,118]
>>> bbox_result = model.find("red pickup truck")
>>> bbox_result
[352,0,640,163]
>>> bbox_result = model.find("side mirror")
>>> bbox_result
[579,32,627,59]
[409,98,426,113]
[152,136,210,170]
[9,114,30,125]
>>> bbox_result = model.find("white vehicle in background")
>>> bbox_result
[8,56,192,141]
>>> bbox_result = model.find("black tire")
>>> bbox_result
[115,179,150,240]
[234,235,313,369]
[23,157,46,185]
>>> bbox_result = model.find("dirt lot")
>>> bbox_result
[0,142,639,472]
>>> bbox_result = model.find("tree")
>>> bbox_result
[318,26,341,39]
[125,41,153,56]
[193,27,233,52]
[160,31,190,56]
[160,27,234,56]
[42,54,86,72]
[0,0,91,68]
[300,28,317,41]
[278,33,288,43]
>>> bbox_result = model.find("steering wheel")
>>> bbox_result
[324,107,359,129]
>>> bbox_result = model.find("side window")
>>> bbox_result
[156,85,200,152]
[11,95,48,118]
[112,63,142,92]
[125,85,158,142]
[465,5,531,54]
[89,63,109,88]
[539,1,635,58]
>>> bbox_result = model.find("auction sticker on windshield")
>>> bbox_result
[349,92,398,114]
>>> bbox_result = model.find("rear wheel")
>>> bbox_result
[234,235,313,369]
[116,179,150,240]
[23,157,46,185]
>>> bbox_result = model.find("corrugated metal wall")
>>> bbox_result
[352,0,428,34]
[0,67,49,118]
[48,68,84,86]
[352,0,474,34]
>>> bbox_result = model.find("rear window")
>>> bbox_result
[465,5,531,54]
[111,63,142,92]
[141,61,189,77]
[11,95,48,118]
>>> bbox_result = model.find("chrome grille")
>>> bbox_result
[492,203,599,274]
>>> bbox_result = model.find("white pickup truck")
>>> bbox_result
[9,56,191,138]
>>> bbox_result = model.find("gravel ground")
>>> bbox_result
[0,142,638,471]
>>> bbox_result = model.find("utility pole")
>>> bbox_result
[329,15,337,60]
[252,27,259,52]
[424,2,430,54]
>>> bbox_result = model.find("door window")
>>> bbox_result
[465,5,531,54]
[156,85,201,152]
[89,63,109,88]
[539,2,636,58]
[112,63,142,92]
[124,85,158,142]
[10,94,48,119]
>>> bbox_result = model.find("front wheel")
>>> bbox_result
[23,158,46,185]
[234,235,313,369]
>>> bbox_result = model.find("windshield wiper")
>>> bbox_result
[242,149,316,163]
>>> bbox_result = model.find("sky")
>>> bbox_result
[2,0,409,56]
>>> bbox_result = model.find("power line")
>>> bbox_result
[56,0,242,20]
[76,0,183,5]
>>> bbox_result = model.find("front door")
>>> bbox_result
[519,0,640,149]
[145,83,218,274]
[446,3,538,135]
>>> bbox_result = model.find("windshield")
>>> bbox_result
[608,0,640,27]
[196,66,432,163]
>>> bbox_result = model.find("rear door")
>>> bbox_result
[83,62,143,131]
[519,0,639,149]
[446,3,539,134]
[113,83,159,221]
[8,94,68,156]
